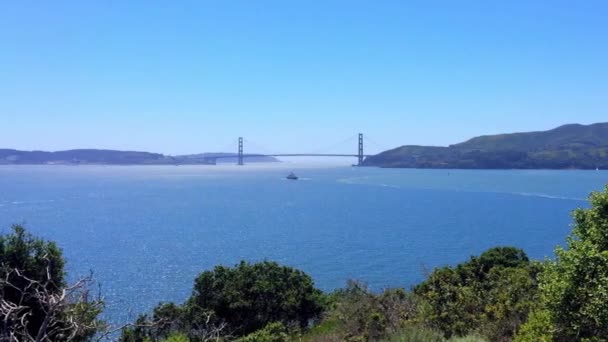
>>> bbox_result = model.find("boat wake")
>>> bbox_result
[509,192,586,201]
[337,177,586,201]
[7,199,56,205]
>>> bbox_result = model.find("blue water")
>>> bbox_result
[0,165,606,323]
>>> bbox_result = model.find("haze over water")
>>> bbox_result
[0,164,606,322]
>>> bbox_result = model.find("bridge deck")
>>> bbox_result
[212,153,371,159]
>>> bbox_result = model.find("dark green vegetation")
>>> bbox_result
[119,247,538,342]
[414,247,539,341]
[0,149,168,165]
[0,225,102,341]
[191,261,323,334]
[364,122,608,169]
[119,262,324,342]
[0,149,277,165]
[4,186,608,341]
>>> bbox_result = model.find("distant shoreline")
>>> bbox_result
[0,148,278,165]
[364,122,608,170]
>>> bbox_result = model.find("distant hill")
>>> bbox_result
[0,149,278,165]
[363,123,608,169]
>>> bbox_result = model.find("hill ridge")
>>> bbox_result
[364,122,608,169]
[0,149,277,165]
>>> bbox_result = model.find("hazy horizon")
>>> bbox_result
[1,121,607,156]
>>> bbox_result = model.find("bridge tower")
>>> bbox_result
[357,133,364,166]
[238,137,244,165]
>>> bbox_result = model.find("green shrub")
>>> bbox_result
[382,325,444,342]
[300,318,340,342]
[0,225,102,341]
[447,335,488,342]
[121,261,324,341]
[414,247,539,340]
[516,186,608,340]
[0,225,66,338]
[189,261,324,336]
[513,309,553,342]
[161,333,189,342]
[235,322,290,342]
[324,281,418,341]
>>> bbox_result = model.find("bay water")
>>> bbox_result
[0,165,606,323]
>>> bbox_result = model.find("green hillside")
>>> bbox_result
[364,123,608,169]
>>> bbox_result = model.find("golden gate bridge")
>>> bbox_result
[207,133,370,166]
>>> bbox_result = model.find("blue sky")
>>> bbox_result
[1,1,606,155]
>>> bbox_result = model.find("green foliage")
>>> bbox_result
[235,322,290,342]
[119,314,156,342]
[381,325,445,342]
[380,326,487,342]
[152,302,186,338]
[513,309,553,342]
[189,261,323,336]
[364,122,608,169]
[161,333,190,342]
[474,247,529,273]
[415,267,478,337]
[121,261,324,341]
[0,224,65,284]
[517,186,608,341]
[325,281,418,341]
[478,266,539,340]
[300,318,340,341]
[447,336,488,342]
[0,225,101,341]
[414,247,538,340]
[0,225,63,332]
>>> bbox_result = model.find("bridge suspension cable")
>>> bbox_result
[308,134,360,155]
[217,138,240,154]
[242,138,275,155]
[217,133,376,166]
[364,135,391,154]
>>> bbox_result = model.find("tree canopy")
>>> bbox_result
[517,185,608,341]
[0,225,102,341]
[189,260,324,336]
[0,225,66,338]
[121,260,324,341]
[415,247,539,340]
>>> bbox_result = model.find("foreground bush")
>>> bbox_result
[235,322,290,342]
[325,281,418,341]
[160,333,190,342]
[0,225,103,341]
[1,227,543,342]
[121,261,324,341]
[414,247,539,341]
[190,261,323,335]
[516,185,608,341]
[381,325,445,342]
[382,327,488,342]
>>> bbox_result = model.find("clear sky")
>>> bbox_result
[1,1,606,155]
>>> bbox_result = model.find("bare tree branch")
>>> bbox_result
[1,259,103,342]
